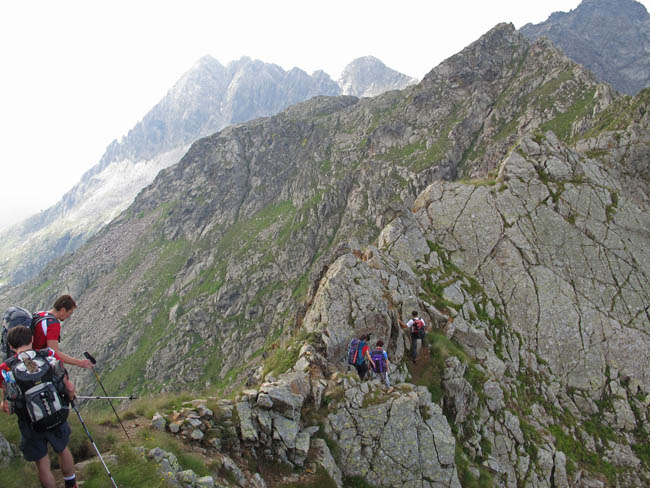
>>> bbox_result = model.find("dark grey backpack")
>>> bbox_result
[4,349,69,431]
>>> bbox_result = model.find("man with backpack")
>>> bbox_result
[31,295,92,369]
[347,333,373,380]
[370,340,393,392]
[0,325,79,488]
[399,311,427,363]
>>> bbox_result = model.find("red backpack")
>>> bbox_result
[412,318,425,338]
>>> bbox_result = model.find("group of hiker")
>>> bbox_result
[0,295,88,488]
[348,310,428,392]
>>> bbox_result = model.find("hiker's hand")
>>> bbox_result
[78,358,93,369]
[1,400,8,414]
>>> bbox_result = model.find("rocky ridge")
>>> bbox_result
[298,126,650,486]
[520,0,650,95]
[1,23,649,487]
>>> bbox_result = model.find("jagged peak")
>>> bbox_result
[421,22,523,84]
[191,54,223,70]
[341,55,386,69]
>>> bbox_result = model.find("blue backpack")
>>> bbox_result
[347,339,366,366]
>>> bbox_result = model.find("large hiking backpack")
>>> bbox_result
[2,307,33,359]
[4,349,69,431]
[412,318,426,339]
[347,339,366,366]
[1,307,54,358]
[370,348,386,373]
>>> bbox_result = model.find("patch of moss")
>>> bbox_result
[343,475,374,488]
[455,444,494,488]
[548,424,623,485]
[605,190,619,223]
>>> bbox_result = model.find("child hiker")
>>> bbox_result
[370,340,393,392]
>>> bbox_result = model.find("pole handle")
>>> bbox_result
[84,351,97,365]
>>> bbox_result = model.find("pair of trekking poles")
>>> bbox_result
[71,351,137,488]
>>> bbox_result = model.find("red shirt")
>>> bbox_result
[0,348,61,387]
[31,313,61,350]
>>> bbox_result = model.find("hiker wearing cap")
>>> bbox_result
[0,326,79,488]
[399,311,427,363]
[370,340,393,392]
[32,295,92,369]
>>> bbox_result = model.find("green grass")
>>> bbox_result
[343,475,374,488]
[262,329,319,378]
[0,406,160,487]
[632,441,650,469]
[81,445,168,488]
[407,330,475,405]
[541,87,597,141]
[605,190,619,223]
[548,424,622,485]
[455,444,494,488]
[0,459,39,487]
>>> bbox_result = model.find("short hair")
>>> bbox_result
[7,326,33,349]
[411,311,418,317]
[53,295,77,311]
[359,333,371,341]
[376,340,384,347]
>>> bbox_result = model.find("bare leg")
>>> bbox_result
[34,455,56,488]
[58,447,75,478]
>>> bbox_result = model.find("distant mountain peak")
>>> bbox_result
[338,56,418,97]
[0,53,421,287]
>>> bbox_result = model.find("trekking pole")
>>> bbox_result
[84,352,132,444]
[77,395,138,400]
[71,401,119,488]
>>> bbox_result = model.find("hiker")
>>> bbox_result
[399,311,427,363]
[349,333,373,380]
[0,326,79,488]
[370,340,393,392]
[32,295,92,369]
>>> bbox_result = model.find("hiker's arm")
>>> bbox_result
[46,340,93,369]
[63,376,76,401]
[365,350,375,369]
[398,319,407,329]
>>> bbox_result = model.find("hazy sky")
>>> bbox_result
[1,0,645,229]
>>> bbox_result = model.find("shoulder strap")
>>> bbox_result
[34,348,53,359]
[5,356,19,368]
[32,312,54,336]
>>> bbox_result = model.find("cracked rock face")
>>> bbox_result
[302,124,650,485]
[325,384,460,488]
[414,131,650,398]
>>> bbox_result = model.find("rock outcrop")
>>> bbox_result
[300,126,650,485]
[150,344,461,488]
